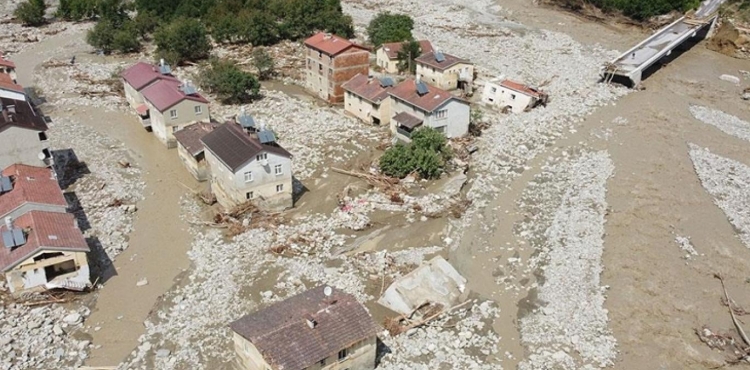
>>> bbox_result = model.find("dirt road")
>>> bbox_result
[12,32,198,366]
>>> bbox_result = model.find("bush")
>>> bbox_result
[15,0,46,26]
[251,48,275,80]
[154,17,212,65]
[379,127,452,179]
[86,18,140,53]
[367,12,414,47]
[199,59,261,104]
[56,0,98,20]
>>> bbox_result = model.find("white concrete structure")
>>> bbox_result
[481,78,548,113]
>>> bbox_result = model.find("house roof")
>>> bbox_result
[379,40,434,60]
[0,53,15,69]
[121,61,178,91]
[0,97,47,134]
[499,79,545,99]
[303,32,367,57]
[389,79,467,113]
[141,79,208,113]
[0,164,67,219]
[173,121,220,157]
[0,211,88,272]
[0,74,23,93]
[393,112,424,129]
[230,286,379,370]
[201,122,291,172]
[415,51,470,72]
[341,73,392,103]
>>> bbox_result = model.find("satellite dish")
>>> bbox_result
[38,152,47,161]
[323,286,332,297]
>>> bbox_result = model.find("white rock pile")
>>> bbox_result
[690,105,750,143]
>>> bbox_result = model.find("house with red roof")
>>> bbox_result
[415,50,474,92]
[0,74,26,101]
[375,40,433,74]
[0,52,17,84]
[0,164,90,294]
[388,78,470,142]
[481,78,549,113]
[0,96,50,169]
[342,73,394,125]
[303,32,370,103]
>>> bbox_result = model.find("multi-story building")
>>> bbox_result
[415,51,474,92]
[0,96,50,169]
[375,40,433,74]
[304,32,369,103]
[481,78,549,113]
[342,73,394,125]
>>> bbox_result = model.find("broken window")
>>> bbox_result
[44,260,77,281]
[338,348,348,360]
[34,252,64,261]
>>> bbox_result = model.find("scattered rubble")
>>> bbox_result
[690,105,750,143]
[688,144,750,249]
[720,74,741,84]
[675,235,699,259]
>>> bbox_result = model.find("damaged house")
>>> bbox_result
[229,286,379,370]
[389,78,470,141]
[0,165,89,293]
[481,78,549,113]
[173,121,219,182]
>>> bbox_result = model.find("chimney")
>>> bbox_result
[5,216,12,230]
[324,33,332,40]
[306,318,317,329]
[160,58,165,67]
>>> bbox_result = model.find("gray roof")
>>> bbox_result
[230,286,379,370]
[201,122,291,172]
[393,112,424,129]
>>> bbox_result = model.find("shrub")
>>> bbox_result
[396,40,422,74]
[56,0,98,20]
[379,127,452,179]
[199,59,261,104]
[86,18,140,54]
[154,17,212,65]
[251,48,275,80]
[15,0,47,27]
[367,12,414,47]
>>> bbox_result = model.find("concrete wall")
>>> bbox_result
[0,126,48,169]
[148,99,210,148]
[416,63,474,91]
[481,82,535,113]
[0,202,67,221]
[344,91,391,125]
[306,47,369,103]
[177,144,208,182]
[5,250,89,293]
[390,98,469,139]
[375,48,399,73]
[206,149,293,212]
[123,80,144,108]
[233,333,376,370]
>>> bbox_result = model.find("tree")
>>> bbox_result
[56,0,98,20]
[251,48,275,80]
[379,127,452,179]
[367,12,414,47]
[396,40,421,74]
[14,0,47,26]
[86,19,116,53]
[87,18,141,53]
[154,17,212,65]
[199,59,261,104]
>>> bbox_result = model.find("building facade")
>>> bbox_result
[481,78,549,113]
[173,122,219,182]
[375,40,433,74]
[141,79,210,148]
[304,32,370,103]
[415,51,474,92]
[389,79,470,141]
[342,74,393,125]
[0,97,50,169]
[201,123,293,211]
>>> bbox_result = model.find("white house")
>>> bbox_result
[388,78,470,142]
[342,73,394,125]
[481,78,549,113]
[0,97,50,169]
[201,122,293,211]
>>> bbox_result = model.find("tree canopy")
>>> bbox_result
[14,0,47,26]
[367,12,414,47]
[251,48,275,80]
[199,59,261,104]
[154,18,212,65]
[396,40,422,74]
[379,128,452,179]
[554,0,701,20]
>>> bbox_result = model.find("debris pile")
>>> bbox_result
[37,57,128,112]
[690,105,750,143]
[675,235,699,259]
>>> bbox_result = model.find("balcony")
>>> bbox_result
[396,127,412,138]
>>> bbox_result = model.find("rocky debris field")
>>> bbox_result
[690,105,750,144]
[689,144,750,249]
[516,151,616,369]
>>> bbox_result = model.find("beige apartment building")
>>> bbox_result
[375,40,433,74]
[415,51,474,92]
[342,73,394,125]
[304,32,370,103]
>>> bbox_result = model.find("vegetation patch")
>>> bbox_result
[379,128,453,179]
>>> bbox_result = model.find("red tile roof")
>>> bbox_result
[141,79,208,112]
[0,53,15,69]
[230,286,379,370]
[0,211,88,272]
[304,32,367,56]
[341,73,392,103]
[499,80,545,99]
[121,62,178,91]
[173,121,220,156]
[0,74,23,93]
[379,40,434,60]
[0,164,67,218]
[389,79,467,112]
[415,51,470,72]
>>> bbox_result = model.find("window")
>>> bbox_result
[246,191,254,199]
[319,64,323,72]
[318,51,322,58]
[274,164,282,175]
[256,153,267,161]
[435,126,446,133]
[194,105,202,115]
[435,109,447,119]
[328,68,332,76]
[169,109,178,119]
[319,359,326,366]
[276,184,284,192]
[490,87,497,93]
[244,171,253,182]
[172,126,180,133]
[338,349,348,361]
[38,132,48,141]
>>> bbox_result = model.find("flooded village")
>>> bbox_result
[1,0,750,369]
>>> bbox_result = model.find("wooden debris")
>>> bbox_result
[716,273,750,346]
[331,167,402,192]
[117,160,131,168]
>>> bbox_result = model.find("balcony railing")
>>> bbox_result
[396,127,412,138]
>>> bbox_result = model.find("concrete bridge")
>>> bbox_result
[602,0,726,87]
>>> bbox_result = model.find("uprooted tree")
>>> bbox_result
[379,127,453,179]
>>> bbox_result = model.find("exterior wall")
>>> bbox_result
[390,98,469,140]
[0,202,67,221]
[177,143,208,182]
[5,250,89,293]
[206,150,293,212]
[481,82,535,113]
[0,126,49,169]
[375,48,399,74]
[416,63,474,91]
[123,80,144,108]
[344,91,391,125]
[306,47,369,103]
[233,333,376,370]
[148,99,210,148]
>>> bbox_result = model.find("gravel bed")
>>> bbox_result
[517,151,617,370]
[688,144,750,248]
[690,105,750,143]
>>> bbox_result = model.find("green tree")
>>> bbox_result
[133,10,159,38]
[154,17,212,65]
[251,48,275,80]
[15,0,47,27]
[57,0,98,20]
[396,40,421,74]
[111,22,141,53]
[379,144,413,178]
[199,59,261,104]
[367,12,414,47]
[87,18,140,53]
[379,127,452,179]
